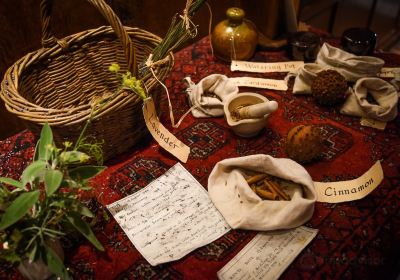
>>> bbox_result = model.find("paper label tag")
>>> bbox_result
[231,60,304,73]
[217,226,318,280]
[314,161,384,203]
[230,77,288,91]
[143,98,190,163]
[360,117,387,130]
[377,67,400,78]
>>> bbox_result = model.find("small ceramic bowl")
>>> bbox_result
[341,27,377,56]
[224,92,272,137]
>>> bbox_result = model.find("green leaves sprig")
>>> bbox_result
[0,123,106,279]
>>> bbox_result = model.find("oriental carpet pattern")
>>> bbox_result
[0,35,399,279]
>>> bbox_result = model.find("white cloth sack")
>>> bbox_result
[208,154,316,231]
[293,43,384,95]
[185,74,239,118]
[341,77,399,122]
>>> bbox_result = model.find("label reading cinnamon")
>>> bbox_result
[143,98,190,163]
[231,60,304,73]
[230,77,288,91]
[314,161,384,203]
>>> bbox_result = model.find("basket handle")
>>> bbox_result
[40,0,137,75]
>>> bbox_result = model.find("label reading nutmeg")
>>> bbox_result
[231,60,304,73]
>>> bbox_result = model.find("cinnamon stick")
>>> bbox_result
[246,174,268,185]
[255,188,279,200]
[264,179,290,201]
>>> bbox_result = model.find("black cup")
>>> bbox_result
[341,27,377,56]
[288,31,321,62]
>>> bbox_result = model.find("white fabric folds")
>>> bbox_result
[341,77,399,122]
[293,43,384,95]
[185,74,239,118]
[316,43,385,81]
[208,155,316,231]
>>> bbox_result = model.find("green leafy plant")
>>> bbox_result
[0,123,105,279]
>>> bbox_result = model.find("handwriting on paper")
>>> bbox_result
[217,226,318,280]
[107,163,230,266]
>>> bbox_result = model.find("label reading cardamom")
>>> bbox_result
[230,77,288,91]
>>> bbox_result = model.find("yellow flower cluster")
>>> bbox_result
[108,63,146,100]
[122,72,147,100]
[108,63,120,73]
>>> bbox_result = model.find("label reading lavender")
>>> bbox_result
[107,163,230,266]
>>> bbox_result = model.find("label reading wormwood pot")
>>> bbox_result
[143,97,190,163]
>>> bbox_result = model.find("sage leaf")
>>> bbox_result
[44,170,63,196]
[66,212,104,251]
[0,190,40,230]
[0,177,23,189]
[45,245,70,280]
[21,161,47,188]
[50,199,94,218]
[69,166,106,181]
[38,123,53,161]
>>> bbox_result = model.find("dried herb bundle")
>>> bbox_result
[146,0,206,65]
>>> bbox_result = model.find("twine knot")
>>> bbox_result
[179,0,198,38]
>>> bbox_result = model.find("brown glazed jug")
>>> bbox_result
[211,7,258,62]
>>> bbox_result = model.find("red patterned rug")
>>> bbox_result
[1,35,399,279]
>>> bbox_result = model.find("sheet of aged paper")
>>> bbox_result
[107,163,230,266]
[217,226,318,280]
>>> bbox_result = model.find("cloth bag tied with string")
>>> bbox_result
[184,74,239,118]
[208,154,316,231]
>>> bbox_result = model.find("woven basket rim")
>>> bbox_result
[0,25,174,126]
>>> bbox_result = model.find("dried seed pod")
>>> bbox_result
[311,69,348,106]
[286,124,324,163]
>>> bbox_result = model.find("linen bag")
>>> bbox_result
[208,154,316,231]
[184,74,239,118]
[293,43,384,95]
[340,77,399,122]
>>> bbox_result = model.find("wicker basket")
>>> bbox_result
[0,0,173,161]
